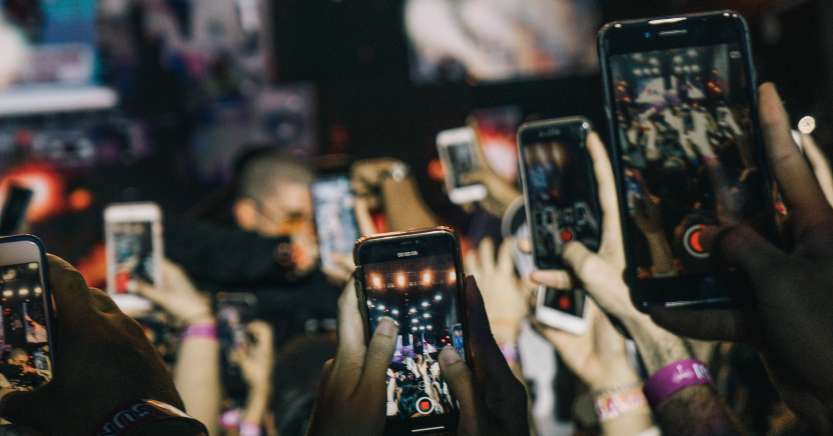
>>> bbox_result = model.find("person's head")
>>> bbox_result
[8,349,28,367]
[232,148,315,237]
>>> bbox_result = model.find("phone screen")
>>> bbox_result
[540,286,585,317]
[608,42,769,283]
[0,261,52,391]
[217,293,257,402]
[109,221,156,293]
[441,140,480,191]
[520,121,601,268]
[312,176,360,271]
[363,252,462,424]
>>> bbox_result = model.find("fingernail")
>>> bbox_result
[376,316,398,336]
[439,345,461,366]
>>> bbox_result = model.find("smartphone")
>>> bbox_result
[436,127,487,204]
[354,227,466,435]
[518,117,601,270]
[0,235,54,392]
[216,292,257,403]
[104,203,163,311]
[0,185,33,236]
[598,11,778,310]
[312,174,360,272]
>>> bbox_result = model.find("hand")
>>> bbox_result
[351,158,408,210]
[438,277,529,436]
[464,238,529,346]
[649,84,833,432]
[531,301,638,391]
[290,230,318,278]
[231,321,274,394]
[463,169,521,217]
[135,259,212,325]
[0,255,183,435]
[307,280,399,436]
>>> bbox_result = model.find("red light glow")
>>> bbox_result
[0,164,65,222]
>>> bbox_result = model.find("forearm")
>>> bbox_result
[644,233,676,276]
[174,321,221,436]
[241,386,271,427]
[381,178,438,230]
[624,315,744,435]
[599,405,655,436]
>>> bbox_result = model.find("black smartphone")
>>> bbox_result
[0,235,54,392]
[312,174,361,272]
[0,185,33,236]
[518,117,601,270]
[216,292,258,403]
[354,227,466,435]
[598,11,778,310]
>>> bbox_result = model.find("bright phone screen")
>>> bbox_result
[0,262,52,391]
[312,177,360,270]
[521,123,600,267]
[364,255,461,421]
[110,221,156,293]
[443,141,479,190]
[216,293,257,402]
[609,43,768,279]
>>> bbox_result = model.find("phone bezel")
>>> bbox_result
[436,127,487,204]
[311,174,361,272]
[0,234,56,381]
[353,227,466,435]
[517,116,600,270]
[535,285,588,335]
[104,202,163,312]
[598,10,778,311]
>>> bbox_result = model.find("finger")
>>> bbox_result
[800,133,833,208]
[463,252,480,279]
[356,317,398,399]
[478,238,495,275]
[497,238,514,276]
[758,83,831,226]
[353,196,377,237]
[530,270,573,290]
[530,319,576,354]
[586,132,623,251]
[332,279,366,385]
[517,237,532,254]
[46,254,93,328]
[648,307,752,343]
[714,224,784,276]
[439,346,483,435]
[88,288,121,314]
[133,281,166,306]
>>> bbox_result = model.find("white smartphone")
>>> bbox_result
[436,127,487,204]
[0,235,54,391]
[536,286,587,335]
[104,202,163,312]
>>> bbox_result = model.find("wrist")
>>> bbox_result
[184,313,214,326]
[183,320,217,340]
[590,364,641,392]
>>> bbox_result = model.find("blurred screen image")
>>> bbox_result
[0,262,51,392]
[217,293,258,404]
[441,140,480,191]
[540,287,584,317]
[610,43,769,279]
[405,0,599,83]
[312,176,360,272]
[109,221,155,294]
[364,254,461,420]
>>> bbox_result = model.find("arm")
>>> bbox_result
[235,321,275,431]
[380,177,439,230]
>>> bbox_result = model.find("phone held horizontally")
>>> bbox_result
[598,10,778,311]
[354,227,467,435]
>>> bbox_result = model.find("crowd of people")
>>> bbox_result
[0,8,830,436]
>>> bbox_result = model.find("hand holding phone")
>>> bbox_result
[437,128,488,204]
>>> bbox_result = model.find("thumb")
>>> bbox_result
[133,281,166,306]
[439,346,485,436]
[561,242,606,287]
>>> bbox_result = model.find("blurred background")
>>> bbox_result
[0,0,829,282]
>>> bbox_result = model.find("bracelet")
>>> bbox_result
[183,322,217,340]
[593,384,647,422]
[240,422,262,436]
[643,359,712,408]
[97,399,208,436]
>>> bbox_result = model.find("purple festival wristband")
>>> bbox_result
[643,359,712,408]
[183,321,217,340]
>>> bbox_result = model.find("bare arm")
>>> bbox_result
[381,177,438,230]
[174,317,222,436]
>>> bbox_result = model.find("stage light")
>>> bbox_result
[33,287,42,296]
[377,303,386,311]
[395,272,407,288]
[408,307,417,314]
[422,313,431,319]
[411,318,419,324]
[434,293,442,302]
[3,269,15,281]
[1,290,12,298]
[18,288,29,297]
[27,263,37,270]
[426,325,433,331]
[412,326,418,332]
[421,270,432,287]
[421,301,429,308]
[419,326,425,331]
[391,308,399,316]
[447,271,456,284]
[367,301,375,308]
[370,274,383,289]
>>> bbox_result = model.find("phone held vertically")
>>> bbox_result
[354,227,467,435]
[518,117,601,270]
[312,174,361,272]
[104,203,163,312]
[216,292,258,404]
[0,235,54,392]
[436,127,487,204]
[598,11,778,311]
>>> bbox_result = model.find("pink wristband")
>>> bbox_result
[643,359,712,408]
[499,344,519,365]
[183,322,217,340]
[240,422,262,436]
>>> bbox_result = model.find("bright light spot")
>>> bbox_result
[434,293,442,302]
[377,304,385,311]
[370,274,383,289]
[422,313,431,319]
[391,309,399,316]
[426,325,433,331]
[447,271,456,284]
[18,288,29,297]
[367,301,374,308]
[421,301,429,308]
[408,307,417,314]
[411,318,419,324]
[33,287,42,296]
[395,272,407,288]
[2,290,12,298]
[798,116,816,134]
[419,326,425,331]
[421,270,432,287]
[412,326,418,332]
[27,263,38,270]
